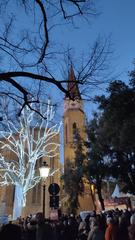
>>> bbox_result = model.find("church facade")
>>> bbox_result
[0,67,95,219]
[0,128,61,219]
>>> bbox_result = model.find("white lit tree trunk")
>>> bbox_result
[13,185,24,220]
[0,101,61,219]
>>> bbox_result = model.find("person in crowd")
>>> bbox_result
[53,219,65,240]
[64,216,78,240]
[118,214,129,240]
[0,222,22,240]
[96,213,106,234]
[78,220,87,240]
[123,209,132,226]
[35,212,55,240]
[128,213,135,240]
[87,218,104,240]
[58,217,71,240]
[25,216,37,240]
[126,198,132,211]
[105,217,118,240]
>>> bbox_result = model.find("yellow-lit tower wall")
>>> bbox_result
[64,69,86,168]
[63,66,94,213]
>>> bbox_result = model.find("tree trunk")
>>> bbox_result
[128,172,135,194]
[12,185,24,220]
[96,178,105,211]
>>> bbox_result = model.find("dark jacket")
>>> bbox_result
[36,222,54,240]
[118,222,129,240]
[0,223,22,240]
[128,224,135,240]
[87,226,104,240]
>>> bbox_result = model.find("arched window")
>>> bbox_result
[32,183,41,204]
[65,123,68,143]
[32,157,42,204]
[73,122,78,142]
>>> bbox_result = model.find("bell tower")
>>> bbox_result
[63,66,95,213]
[64,65,86,169]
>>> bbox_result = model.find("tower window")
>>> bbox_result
[65,123,68,143]
[73,122,78,142]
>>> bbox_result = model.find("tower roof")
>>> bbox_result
[67,65,81,99]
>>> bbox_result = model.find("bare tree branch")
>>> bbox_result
[0,1,113,114]
[35,0,49,63]
[0,101,61,206]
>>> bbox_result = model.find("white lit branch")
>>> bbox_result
[0,101,61,214]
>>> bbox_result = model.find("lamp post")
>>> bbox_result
[39,161,50,219]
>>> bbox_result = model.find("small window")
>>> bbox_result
[73,122,77,142]
[32,186,36,204]
[32,183,41,204]
[65,123,68,143]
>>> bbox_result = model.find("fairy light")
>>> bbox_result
[0,101,61,208]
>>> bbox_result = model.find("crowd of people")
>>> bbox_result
[0,208,135,240]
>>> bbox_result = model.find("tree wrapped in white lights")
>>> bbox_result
[0,101,61,219]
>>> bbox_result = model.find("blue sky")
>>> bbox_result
[1,1,135,119]
[96,0,135,78]
[3,1,135,98]
[56,0,135,82]
[54,0,135,118]
[2,1,135,163]
[60,0,135,163]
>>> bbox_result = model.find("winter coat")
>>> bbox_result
[118,222,129,240]
[128,224,135,240]
[36,222,54,240]
[87,226,104,240]
[0,223,22,240]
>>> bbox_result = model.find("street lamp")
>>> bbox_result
[39,161,50,219]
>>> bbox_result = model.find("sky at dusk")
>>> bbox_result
[57,0,135,81]
[54,0,135,118]
[0,1,135,164]
[94,0,135,78]
[3,1,135,100]
[1,1,135,119]
[60,0,135,162]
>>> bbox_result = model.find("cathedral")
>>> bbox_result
[0,66,95,220]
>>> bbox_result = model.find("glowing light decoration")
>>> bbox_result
[0,101,61,219]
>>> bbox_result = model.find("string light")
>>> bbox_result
[0,101,61,208]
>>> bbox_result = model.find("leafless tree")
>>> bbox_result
[0,0,112,114]
[0,101,61,219]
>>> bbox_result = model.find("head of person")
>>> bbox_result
[89,216,96,223]
[106,217,113,225]
[119,214,128,226]
[36,212,44,224]
[90,218,99,229]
